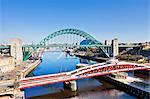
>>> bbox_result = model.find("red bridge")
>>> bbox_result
[19,60,150,90]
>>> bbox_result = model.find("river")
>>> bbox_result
[25,52,137,99]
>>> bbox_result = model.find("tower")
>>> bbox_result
[10,38,23,65]
[112,38,119,57]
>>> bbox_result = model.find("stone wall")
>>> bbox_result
[0,56,15,73]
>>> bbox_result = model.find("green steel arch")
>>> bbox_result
[39,29,102,45]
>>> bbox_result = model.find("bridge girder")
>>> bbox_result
[39,29,102,46]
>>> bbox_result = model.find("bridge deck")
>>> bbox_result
[19,61,150,90]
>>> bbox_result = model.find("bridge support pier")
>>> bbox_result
[64,80,77,91]
[10,38,23,64]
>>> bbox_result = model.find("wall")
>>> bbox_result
[0,56,15,73]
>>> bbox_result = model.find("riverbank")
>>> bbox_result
[75,54,108,62]
[0,60,41,98]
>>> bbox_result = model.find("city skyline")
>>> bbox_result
[0,0,149,44]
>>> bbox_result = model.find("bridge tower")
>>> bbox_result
[112,38,119,57]
[10,38,23,65]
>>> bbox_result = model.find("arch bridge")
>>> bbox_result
[23,28,111,60]
[22,28,139,60]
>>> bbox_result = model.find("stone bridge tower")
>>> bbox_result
[10,38,23,65]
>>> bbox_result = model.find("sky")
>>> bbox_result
[0,0,149,44]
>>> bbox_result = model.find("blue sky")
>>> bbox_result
[0,0,149,44]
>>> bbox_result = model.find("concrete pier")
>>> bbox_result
[64,81,77,91]
[20,60,41,79]
[134,69,150,76]
[99,76,150,99]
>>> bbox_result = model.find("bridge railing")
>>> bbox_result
[72,62,149,77]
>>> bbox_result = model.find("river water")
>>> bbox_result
[25,52,137,99]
